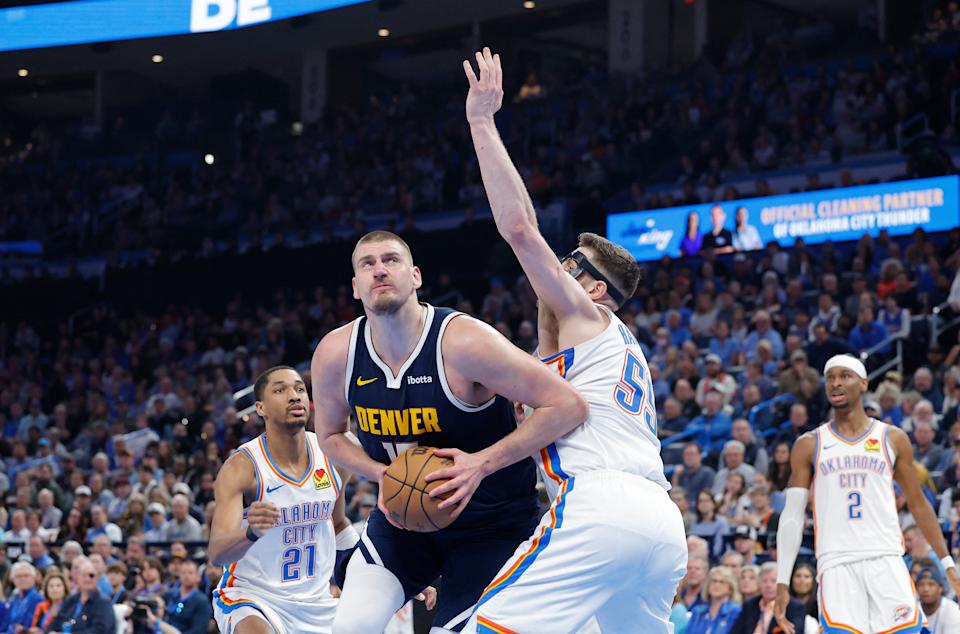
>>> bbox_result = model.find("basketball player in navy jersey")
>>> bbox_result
[310,230,588,633]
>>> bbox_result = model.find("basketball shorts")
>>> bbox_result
[348,503,538,632]
[818,555,925,633]
[463,470,688,634]
[213,586,337,634]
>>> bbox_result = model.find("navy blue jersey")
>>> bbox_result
[345,304,537,529]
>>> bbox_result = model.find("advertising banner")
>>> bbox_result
[0,0,366,52]
[607,175,960,261]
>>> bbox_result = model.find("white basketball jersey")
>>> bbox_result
[536,306,668,499]
[214,432,342,604]
[812,419,904,572]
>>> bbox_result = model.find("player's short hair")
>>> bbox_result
[351,230,414,270]
[254,365,298,401]
[576,232,640,307]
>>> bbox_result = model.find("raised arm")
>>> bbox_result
[311,325,388,483]
[208,451,278,567]
[890,427,960,597]
[425,315,588,517]
[465,48,599,325]
[774,432,815,634]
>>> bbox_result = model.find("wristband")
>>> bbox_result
[246,526,261,542]
[942,555,956,571]
[336,524,360,551]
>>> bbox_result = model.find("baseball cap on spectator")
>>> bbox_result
[37,438,51,448]
[172,482,191,497]
[916,565,946,589]
[885,371,903,387]
[147,503,166,516]
[75,486,92,497]
[790,350,807,363]
[705,353,722,366]
[733,525,758,541]
[864,400,881,416]
[359,494,376,508]
[169,543,188,560]
[114,475,130,487]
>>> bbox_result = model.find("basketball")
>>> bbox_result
[381,446,457,532]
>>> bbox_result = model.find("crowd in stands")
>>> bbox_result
[1,216,960,632]
[4,12,960,269]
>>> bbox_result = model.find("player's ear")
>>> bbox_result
[411,266,422,290]
[351,277,360,300]
[590,279,606,302]
[254,401,265,419]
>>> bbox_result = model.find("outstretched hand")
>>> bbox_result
[464,47,504,124]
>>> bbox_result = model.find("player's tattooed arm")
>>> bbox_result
[464,47,601,333]
[209,451,279,567]
[890,427,960,595]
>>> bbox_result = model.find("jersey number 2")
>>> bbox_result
[614,350,656,435]
[847,491,862,520]
[281,543,317,582]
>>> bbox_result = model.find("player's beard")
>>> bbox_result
[369,289,408,315]
[282,414,308,429]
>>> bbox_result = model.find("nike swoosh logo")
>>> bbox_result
[823,443,837,451]
[266,484,286,494]
[356,376,379,386]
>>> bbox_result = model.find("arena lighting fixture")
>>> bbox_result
[204,153,215,165]
[377,27,390,37]
[523,1,536,8]
[17,68,28,77]
[151,54,163,63]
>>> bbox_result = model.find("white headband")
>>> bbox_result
[824,355,867,379]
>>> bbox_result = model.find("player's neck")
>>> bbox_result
[367,301,427,370]
[832,406,871,435]
[264,427,308,468]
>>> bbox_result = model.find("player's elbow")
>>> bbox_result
[562,390,589,430]
[498,217,536,245]
[209,544,229,568]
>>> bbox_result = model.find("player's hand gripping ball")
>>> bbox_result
[381,446,456,532]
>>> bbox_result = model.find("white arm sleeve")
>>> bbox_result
[776,487,809,585]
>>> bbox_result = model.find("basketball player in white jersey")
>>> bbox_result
[209,365,355,634]
[445,47,687,633]
[774,355,960,634]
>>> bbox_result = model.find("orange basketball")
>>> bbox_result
[381,446,457,532]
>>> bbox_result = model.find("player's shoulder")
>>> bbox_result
[793,431,818,455]
[314,320,358,354]
[440,311,498,344]
[311,320,359,375]
[881,423,910,447]
[216,446,258,488]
